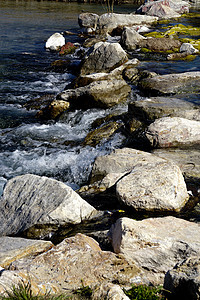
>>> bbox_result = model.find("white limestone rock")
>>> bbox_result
[109,216,200,284]
[45,33,65,51]
[146,117,200,148]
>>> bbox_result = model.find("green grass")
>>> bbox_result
[123,284,165,300]
[0,281,92,300]
[0,281,168,300]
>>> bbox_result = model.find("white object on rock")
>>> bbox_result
[180,42,198,54]
[45,33,65,51]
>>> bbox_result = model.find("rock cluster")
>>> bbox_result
[1,3,200,299]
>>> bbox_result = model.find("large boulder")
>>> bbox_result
[0,236,53,268]
[128,96,200,123]
[78,12,158,34]
[0,234,142,295]
[164,256,200,300]
[121,27,145,51]
[79,148,189,214]
[146,117,200,148]
[45,33,65,51]
[0,174,96,236]
[90,148,165,184]
[80,42,128,75]
[109,216,200,284]
[97,13,158,34]
[116,159,189,212]
[139,71,200,95]
[137,0,189,17]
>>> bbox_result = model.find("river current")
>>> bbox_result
[0,0,200,195]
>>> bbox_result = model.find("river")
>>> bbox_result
[0,0,199,196]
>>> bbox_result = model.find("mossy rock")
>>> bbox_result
[144,31,165,38]
[83,121,122,147]
[139,38,181,53]
[165,24,200,37]
[181,12,200,19]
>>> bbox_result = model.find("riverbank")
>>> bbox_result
[0,1,200,299]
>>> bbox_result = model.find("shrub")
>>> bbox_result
[59,42,76,56]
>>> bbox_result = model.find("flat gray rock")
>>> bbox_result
[128,96,200,122]
[0,174,96,236]
[139,71,200,95]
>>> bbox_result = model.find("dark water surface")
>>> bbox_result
[0,0,199,195]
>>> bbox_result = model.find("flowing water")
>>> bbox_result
[0,0,200,196]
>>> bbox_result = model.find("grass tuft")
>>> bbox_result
[123,284,165,300]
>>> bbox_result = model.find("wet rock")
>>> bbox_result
[128,117,144,133]
[139,37,181,52]
[50,59,70,72]
[83,121,123,147]
[123,67,139,83]
[1,233,142,294]
[0,236,53,268]
[167,52,197,61]
[121,27,145,51]
[92,283,130,300]
[80,42,128,75]
[139,71,200,95]
[116,158,189,212]
[146,117,200,148]
[128,96,200,123]
[83,37,106,48]
[23,94,55,111]
[45,33,65,51]
[164,256,200,300]
[59,79,131,109]
[109,216,200,284]
[0,174,96,236]
[37,100,70,120]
